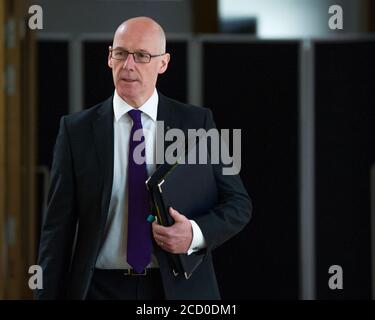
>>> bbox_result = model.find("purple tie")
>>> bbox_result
[126,109,152,273]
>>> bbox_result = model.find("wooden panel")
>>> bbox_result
[368,0,375,32]
[0,0,6,301]
[2,0,37,299]
[27,23,37,296]
[21,17,37,299]
[5,0,24,298]
[192,0,218,33]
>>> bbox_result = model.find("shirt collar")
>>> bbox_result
[113,88,158,122]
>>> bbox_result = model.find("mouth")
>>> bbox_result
[121,77,138,83]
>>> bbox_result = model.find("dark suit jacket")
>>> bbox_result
[36,92,252,300]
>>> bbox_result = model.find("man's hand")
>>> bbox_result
[152,207,193,254]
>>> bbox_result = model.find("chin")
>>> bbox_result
[117,86,135,98]
[116,88,137,105]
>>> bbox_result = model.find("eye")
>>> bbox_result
[113,50,126,58]
[115,50,124,57]
[138,52,148,58]
[135,52,150,61]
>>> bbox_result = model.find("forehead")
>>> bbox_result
[113,25,160,52]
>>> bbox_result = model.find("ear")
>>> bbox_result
[108,48,113,69]
[158,53,170,74]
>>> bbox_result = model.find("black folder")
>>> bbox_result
[146,133,218,279]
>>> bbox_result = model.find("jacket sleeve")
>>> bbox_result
[194,108,253,251]
[35,116,78,299]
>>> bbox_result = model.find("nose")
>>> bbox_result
[122,52,136,70]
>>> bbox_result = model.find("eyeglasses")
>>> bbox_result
[109,47,165,63]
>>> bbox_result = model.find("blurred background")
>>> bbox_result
[0,0,375,300]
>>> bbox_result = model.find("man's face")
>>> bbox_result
[108,23,170,107]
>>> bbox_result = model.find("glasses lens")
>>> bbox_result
[112,49,127,60]
[134,52,151,63]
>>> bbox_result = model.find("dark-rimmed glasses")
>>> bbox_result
[109,47,165,63]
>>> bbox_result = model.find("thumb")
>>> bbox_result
[169,207,184,221]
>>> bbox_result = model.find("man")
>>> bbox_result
[36,17,252,300]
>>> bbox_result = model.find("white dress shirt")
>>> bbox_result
[95,89,206,269]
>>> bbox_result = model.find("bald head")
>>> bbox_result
[108,16,170,107]
[113,17,166,53]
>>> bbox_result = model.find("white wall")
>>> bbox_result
[219,0,368,38]
[31,0,368,38]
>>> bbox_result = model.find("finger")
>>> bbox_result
[153,236,172,251]
[169,207,184,221]
[152,228,169,242]
[160,243,173,252]
[153,235,168,244]
[155,239,165,248]
[152,222,171,236]
[169,207,177,216]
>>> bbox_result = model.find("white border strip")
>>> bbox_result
[188,38,202,106]
[299,39,316,300]
[69,37,83,113]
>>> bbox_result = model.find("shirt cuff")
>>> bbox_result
[187,220,207,255]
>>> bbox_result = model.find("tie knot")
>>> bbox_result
[128,109,142,124]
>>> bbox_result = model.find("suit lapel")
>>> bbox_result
[156,92,181,168]
[156,92,178,130]
[92,96,114,225]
